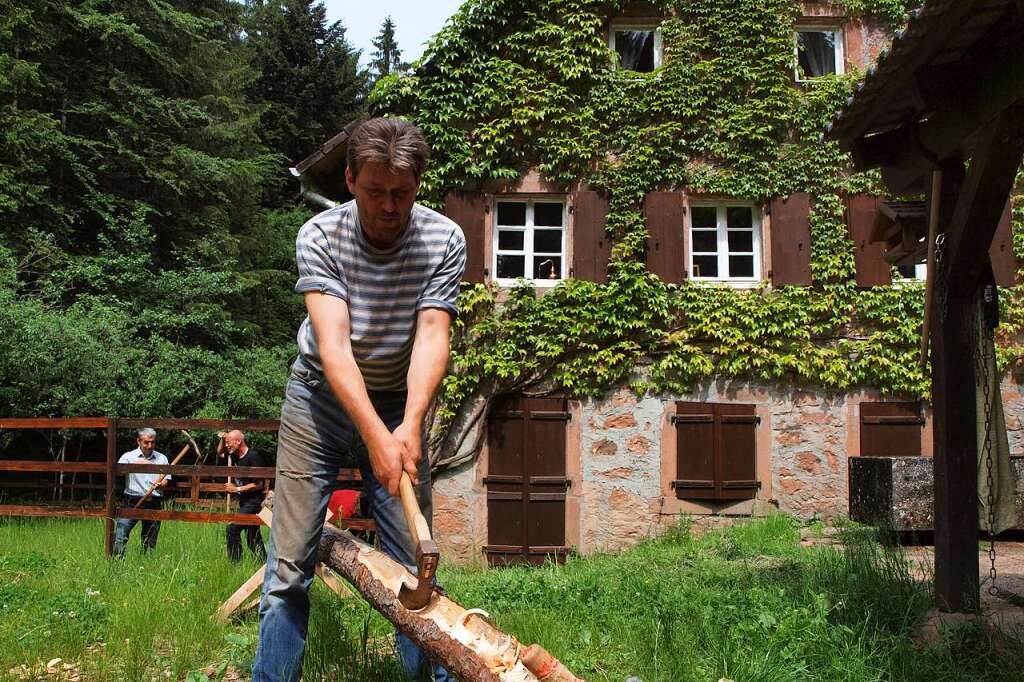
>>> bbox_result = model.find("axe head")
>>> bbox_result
[398,538,439,611]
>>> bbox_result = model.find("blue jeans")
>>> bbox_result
[113,495,162,557]
[253,361,450,682]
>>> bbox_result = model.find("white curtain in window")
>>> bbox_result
[616,31,654,71]
[798,31,835,77]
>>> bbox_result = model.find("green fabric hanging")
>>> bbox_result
[975,301,1018,534]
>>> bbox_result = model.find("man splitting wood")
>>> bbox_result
[253,118,465,682]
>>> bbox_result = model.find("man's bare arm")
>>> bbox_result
[392,308,452,476]
[304,291,410,495]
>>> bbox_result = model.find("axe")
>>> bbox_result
[397,471,439,611]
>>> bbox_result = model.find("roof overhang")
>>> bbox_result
[826,0,1024,194]
[290,117,368,207]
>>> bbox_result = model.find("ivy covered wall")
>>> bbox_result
[371,0,1023,468]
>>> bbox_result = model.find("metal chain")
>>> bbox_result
[933,234,948,321]
[934,237,1023,605]
[971,285,999,597]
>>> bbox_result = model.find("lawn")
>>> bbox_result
[1,514,1021,681]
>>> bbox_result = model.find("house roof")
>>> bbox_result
[826,0,1023,182]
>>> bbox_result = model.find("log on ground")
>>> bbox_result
[319,523,551,682]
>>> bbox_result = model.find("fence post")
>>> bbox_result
[104,417,118,556]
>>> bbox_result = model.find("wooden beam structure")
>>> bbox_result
[118,418,281,431]
[0,417,110,429]
[827,0,1024,613]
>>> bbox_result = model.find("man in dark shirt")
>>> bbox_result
[221,430,268,562]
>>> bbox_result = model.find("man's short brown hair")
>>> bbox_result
[346,117,430,180]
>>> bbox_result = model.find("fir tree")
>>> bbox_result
[0,0,294,418]
[243,0,367,188]
[370,16,407,80]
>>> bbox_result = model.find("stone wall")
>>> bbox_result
[578,389,664,554]
[432,376,1024,563]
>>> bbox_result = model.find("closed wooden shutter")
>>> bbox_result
[571,191,612,283]
[673,402,716,499]
[770,193,812,285]
[717,403,759,499]
[859,402,923,457]
[674,402,759,501]
[484,397,525,558]
[644,191,685,282]
[485,396,570,566]
[847,195,891,286]
[445,191,487,283]
[989,199,1018,287]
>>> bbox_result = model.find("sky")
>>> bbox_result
[322,0,467,68]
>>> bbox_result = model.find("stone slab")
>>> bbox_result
[850,456,1024,531]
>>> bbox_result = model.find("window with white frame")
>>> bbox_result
[689,205,761,282]
[794,26,845,80]
[609,21,662,72]
[493,199,566,285]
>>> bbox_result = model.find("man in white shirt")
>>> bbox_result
[113,427,171,557]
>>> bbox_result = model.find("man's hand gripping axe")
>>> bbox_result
[397,472,439,610]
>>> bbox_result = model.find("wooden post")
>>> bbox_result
[931,158,978,612]
[931,109,1024,612]
[104,417,118,557]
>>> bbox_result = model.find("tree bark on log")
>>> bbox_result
[319,523,565,682]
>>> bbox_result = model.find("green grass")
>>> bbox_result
[1,514,1021,681]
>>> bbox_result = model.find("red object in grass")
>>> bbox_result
[328,489,360,520]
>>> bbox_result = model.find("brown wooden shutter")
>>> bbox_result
[485,396,569,566]
[673,402,716,500]
[644,191,685,282]
[847,195,891,286]
[674,402,759,501]
[572,191,612,283]
[445,191,487,283]
[770,193,812,285]
[524,397,569,561]
[717,403,759,500]
[859,402,923,457]
[989,199,1018,287]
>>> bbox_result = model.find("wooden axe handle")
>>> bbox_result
[398,472,432,547]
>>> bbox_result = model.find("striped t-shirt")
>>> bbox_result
[293,200,466,391]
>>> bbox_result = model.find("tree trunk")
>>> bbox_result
[319,524,581,681]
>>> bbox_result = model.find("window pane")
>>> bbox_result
[615,30,655,72]
[692,230,717,253]
[691,206,717,228]
[534,202,563,227]
[497,254,525,278]
[726,206,752,228]
[727,230,753,253]
[728,255,754,278]
[498,230,524,251]
[797,31,836,78]
[497,202,526,226]
[533,256,562,280]
[534,229,562,253]
[693,255,718,278]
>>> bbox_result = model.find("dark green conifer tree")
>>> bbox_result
[370,16,408,81]
[0,0,289,418]
[243,0,367,189]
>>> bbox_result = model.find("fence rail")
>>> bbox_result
[0,417,372,554]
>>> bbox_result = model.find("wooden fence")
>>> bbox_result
[0,417,372,555]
